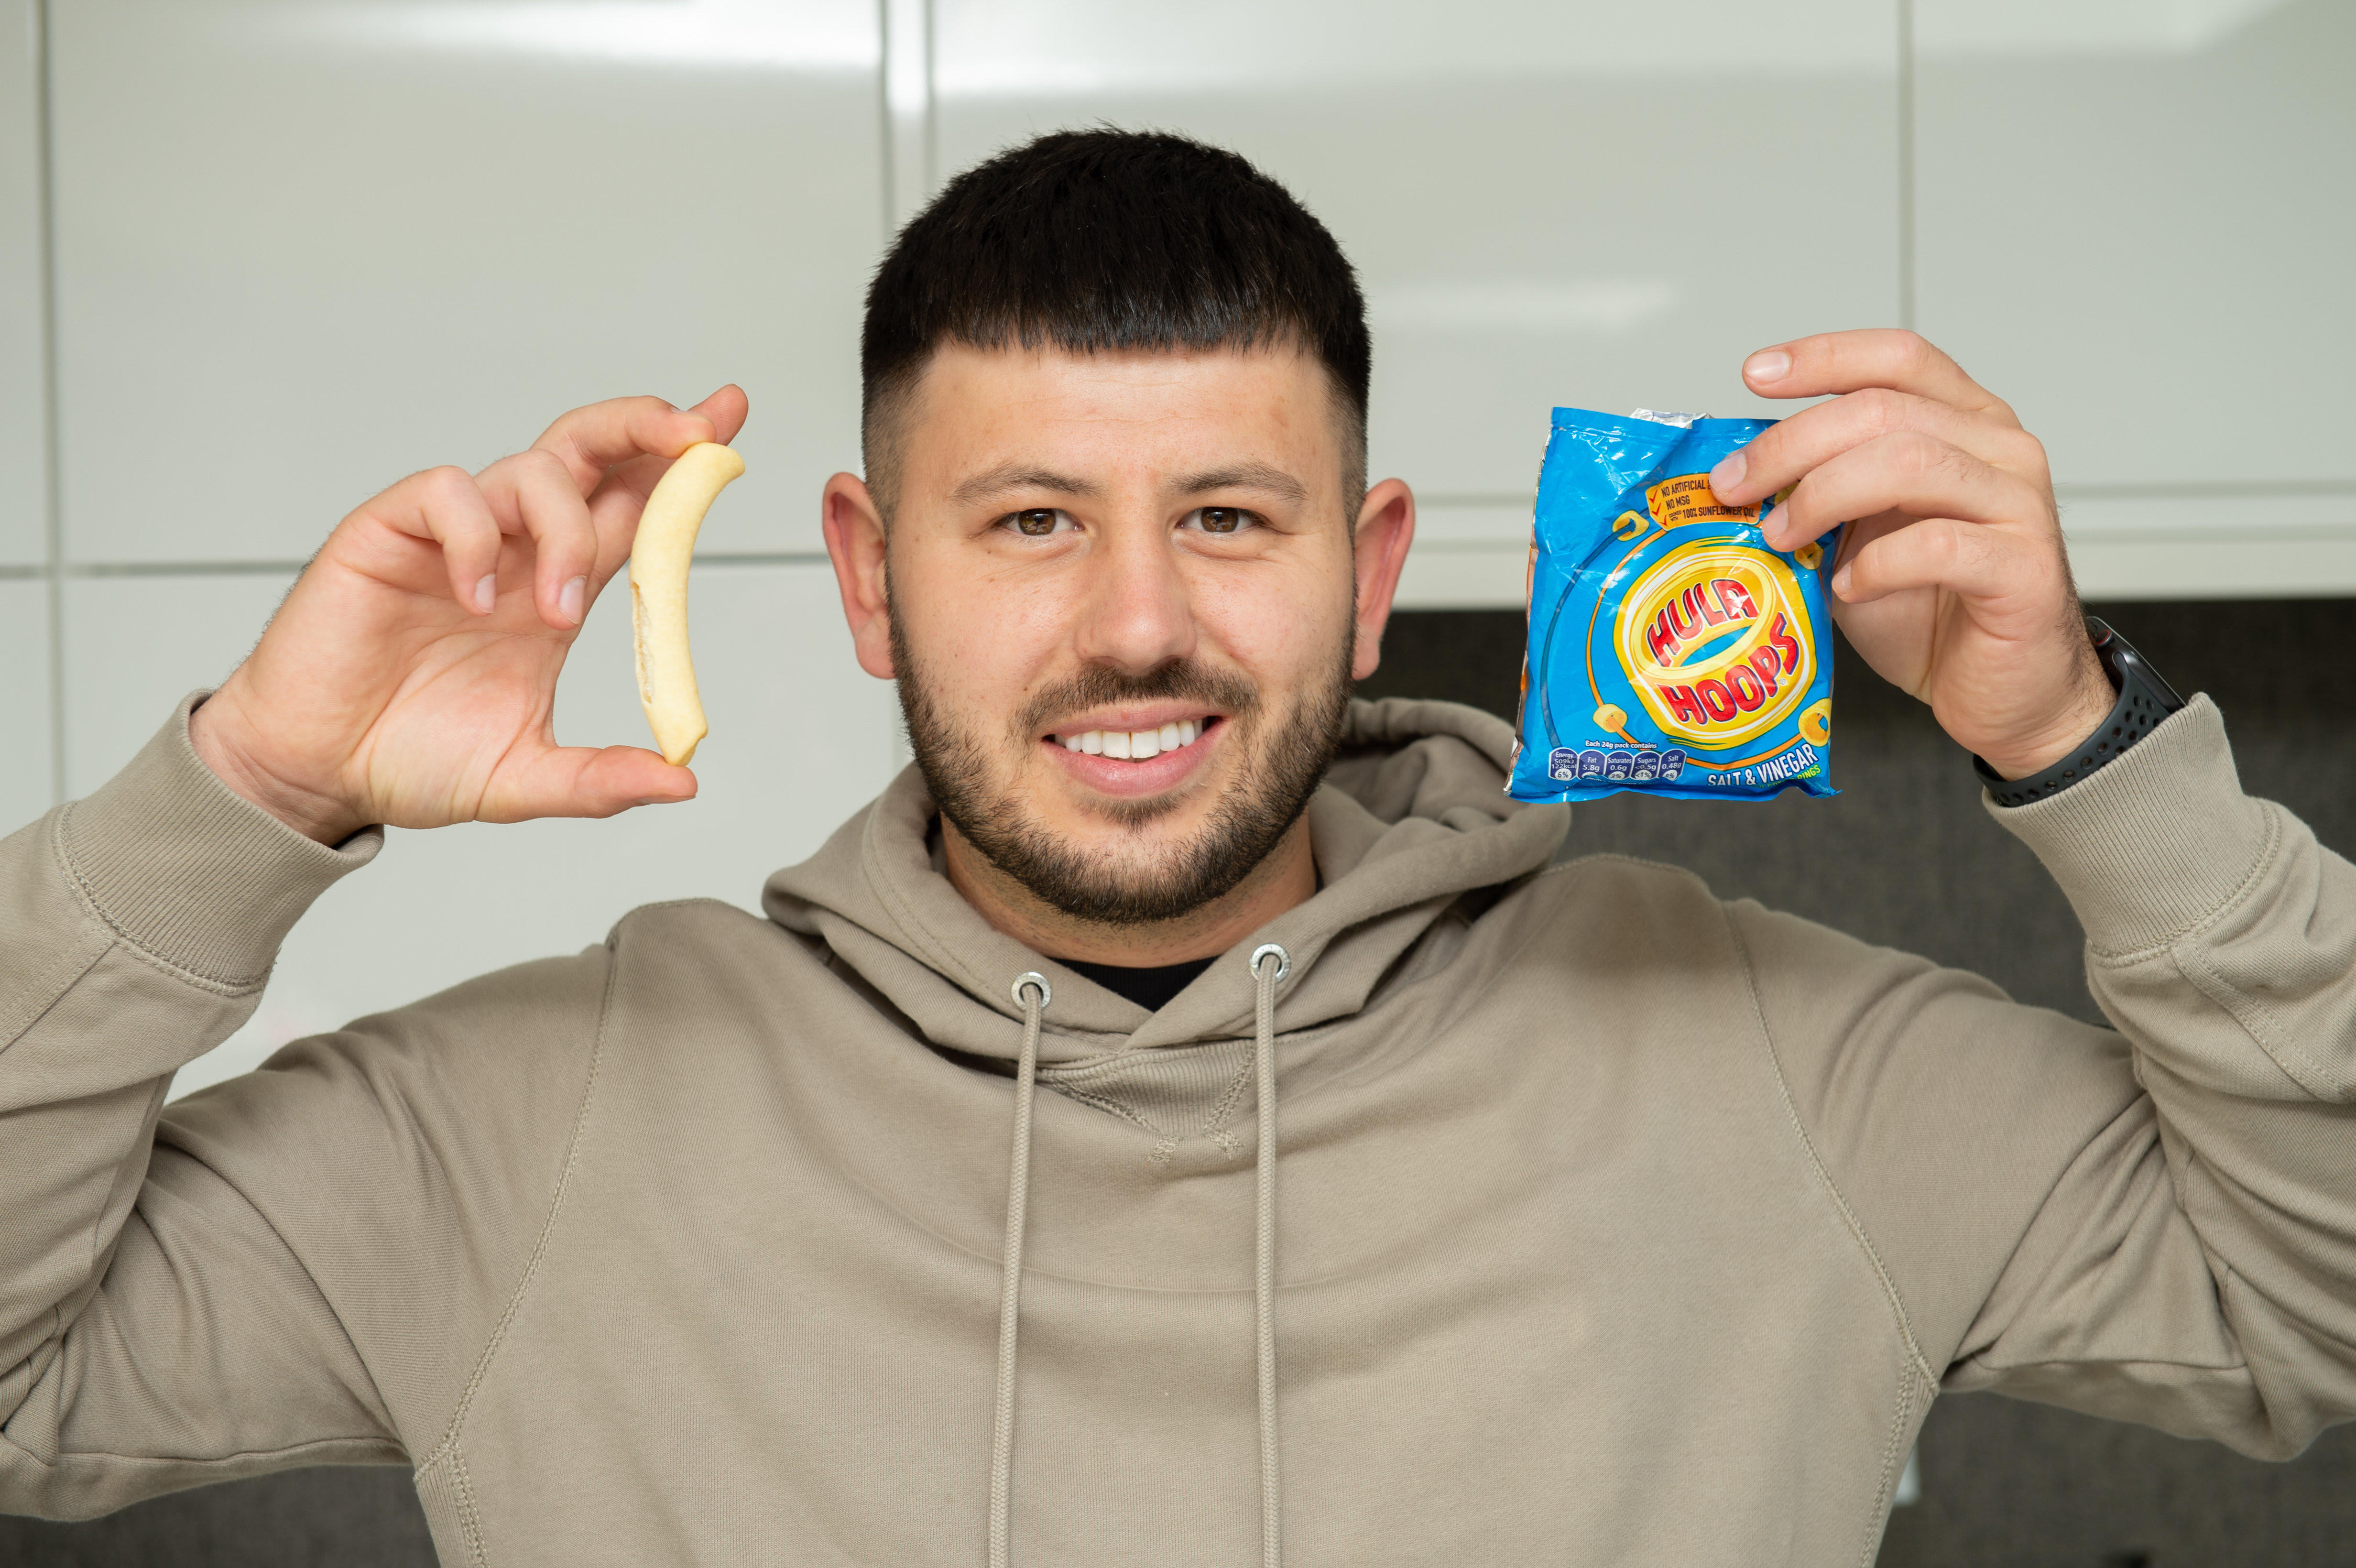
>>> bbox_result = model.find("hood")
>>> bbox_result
[762,696,1570,1062]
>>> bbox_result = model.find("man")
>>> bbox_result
[3,130,2351,1567]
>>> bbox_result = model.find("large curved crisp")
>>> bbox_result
[628,441,744,766]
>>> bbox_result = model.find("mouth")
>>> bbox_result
[1048,715,1217,760]
[1037,710,1228,797]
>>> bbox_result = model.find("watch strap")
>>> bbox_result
[1976,617,2185,808]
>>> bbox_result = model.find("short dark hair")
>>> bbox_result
[861,128,1371,517]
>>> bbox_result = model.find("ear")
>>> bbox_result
[1349,478,1416,682]
[822,473,896,679]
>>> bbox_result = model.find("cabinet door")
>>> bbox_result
[51,0,883,565]
[0,580,50,824]
[935,0,1901,604]
[1917,0,2356,598]
[0,0,46,567]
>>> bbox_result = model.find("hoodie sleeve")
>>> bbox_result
[0,700,606,1519]
[1733,696,2356,1460]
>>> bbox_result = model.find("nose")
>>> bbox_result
[1069,515,1197,675]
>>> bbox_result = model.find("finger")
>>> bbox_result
[529,394,722,496]
[1832,512,2051,616]
[1762,430,2052,552]
[1709,385,2048,509]
[1738,329,2018,428]
[479,744,698,823]
[364,465,505,613]
[477,448,600,627]
[586,388,744,516]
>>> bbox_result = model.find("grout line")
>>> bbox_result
[881,0,932,233]
[33,0,64,806]
[64,552,836,579]
[2061,522,2356,544]
[1896,0,1916,333]
[678,551,834,567]
[1308,483,2356,509]
[0,563,41,579]
[1415,493,1538,509]
[2055,479,2356,501]
[65,559,310,578]
[873,0,894,242]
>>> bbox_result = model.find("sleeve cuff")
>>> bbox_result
[1985,695,2272,958]
[57,691,381,989]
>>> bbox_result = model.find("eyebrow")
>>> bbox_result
[1173,462,1309,504]
[948,465,1100,508]
[947,459,1311,510]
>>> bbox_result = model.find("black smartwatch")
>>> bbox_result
[1975,617,2186,808]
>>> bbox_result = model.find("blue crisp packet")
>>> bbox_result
[1507,407,1838,803]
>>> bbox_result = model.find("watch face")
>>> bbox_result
[2101,624,2186,711]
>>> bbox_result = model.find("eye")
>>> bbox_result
[1184,507,1257,535]
[1001,508,1075,537]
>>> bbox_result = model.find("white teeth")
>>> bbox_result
[1056,721,1207,759]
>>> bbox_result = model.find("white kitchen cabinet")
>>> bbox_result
[1916,0,2356,597]
[0,0,47,566]
[0,578,51,825]
[50,0,884,566]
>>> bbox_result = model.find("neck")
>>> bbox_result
[941,817,1318,967]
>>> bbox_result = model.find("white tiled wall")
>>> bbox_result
[3,0,2351,1072]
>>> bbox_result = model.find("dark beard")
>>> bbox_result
[890,610,1353,926]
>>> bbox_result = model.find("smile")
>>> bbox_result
[1051,717,1212,760]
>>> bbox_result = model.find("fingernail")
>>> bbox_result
[1744,348,1792,384]
[560,575,587,624]
[1709,452,1746,498]
[473,574,498,613]
[1832,562,1854,596]
[1759,502,1785,545]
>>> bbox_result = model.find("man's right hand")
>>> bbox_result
[188,387,749,845]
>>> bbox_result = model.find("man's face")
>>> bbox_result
[829,343,1405,926]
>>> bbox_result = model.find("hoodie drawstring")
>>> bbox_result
[990,947,1290,1568]
[990,972,1049,1568]
[1248,942,1291,1568]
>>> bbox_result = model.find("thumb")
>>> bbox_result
[689,384,750,447]
[479,744,698,823]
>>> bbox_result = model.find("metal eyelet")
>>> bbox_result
[1249,943,1292,985]
[1011,971,1052,1009]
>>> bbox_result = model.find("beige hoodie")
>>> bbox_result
[2,692,2353,1567]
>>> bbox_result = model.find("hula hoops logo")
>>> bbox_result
[1614,544,1815,747]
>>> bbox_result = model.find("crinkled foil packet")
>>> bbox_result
[1508,407,1839,803]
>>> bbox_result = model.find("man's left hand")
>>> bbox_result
[1703,328,2114,780]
